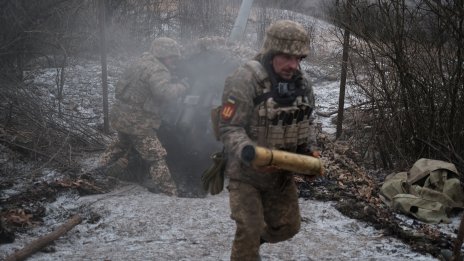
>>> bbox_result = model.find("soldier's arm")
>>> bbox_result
[146,67,188,101]
[219,67,256,162]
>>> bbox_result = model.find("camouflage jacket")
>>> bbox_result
[219,57,316,187]
[110,53,187,136]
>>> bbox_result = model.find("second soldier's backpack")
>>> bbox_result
[380,158,464,223]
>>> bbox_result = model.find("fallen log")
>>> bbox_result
[4,214,82,261]
[315,101,370,117]
[315,110,338,117]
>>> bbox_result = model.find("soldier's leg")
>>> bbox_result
[99,132,131,165]
[132,134,177,196]
[261,177,301,243]
[228,180,265,261]
[101,132,132,180]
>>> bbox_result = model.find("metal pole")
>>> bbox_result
[229,0,254,43]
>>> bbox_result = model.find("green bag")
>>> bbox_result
[201,151,226,195]
[380,158,464,224]
[392,194,450,223]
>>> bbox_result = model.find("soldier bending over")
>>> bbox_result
[101,37,189,196]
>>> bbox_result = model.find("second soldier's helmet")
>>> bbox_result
[150,37,181,59]
[260,20,310,57]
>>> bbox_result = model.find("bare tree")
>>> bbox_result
[327,0,464,171]
[336,0,352,139]
[178,0,239,41]
[98,0,109,134]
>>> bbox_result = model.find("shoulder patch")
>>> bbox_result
[221,96,237,121]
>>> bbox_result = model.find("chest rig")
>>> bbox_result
[245,60,313,151]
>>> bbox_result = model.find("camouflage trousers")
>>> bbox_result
[100,131,177,196]
[228,179,301,261]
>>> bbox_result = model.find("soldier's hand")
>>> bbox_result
[310,150,321,158]
[307,150,322,181]
[179,78,190,89]
[312,150,324,175]
[180,78,190,93]
[175,82,189,96]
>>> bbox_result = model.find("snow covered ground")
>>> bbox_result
[1,58,449,259]
[1,184,439,261]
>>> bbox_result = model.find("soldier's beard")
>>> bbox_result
[276,70,294,81]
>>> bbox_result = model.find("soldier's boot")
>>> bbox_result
[105,156,130,180]
[141,163,177,196]
[139,176,178,196]
[147,178,177,196]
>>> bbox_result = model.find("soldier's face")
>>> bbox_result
[272,54,303,80]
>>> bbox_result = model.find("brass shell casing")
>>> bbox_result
[251,146,324,176]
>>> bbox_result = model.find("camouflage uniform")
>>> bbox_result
[103,37,189,196]
[219,20,316,260]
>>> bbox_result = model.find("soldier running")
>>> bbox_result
[218,20,320,260]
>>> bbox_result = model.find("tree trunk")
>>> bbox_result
[99,0,109,134]
[336,0,352,139]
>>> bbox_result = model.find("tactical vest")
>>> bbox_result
[245,60,313,151]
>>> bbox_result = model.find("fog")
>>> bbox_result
[153,2,331,197]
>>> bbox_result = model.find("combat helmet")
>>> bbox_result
[150,37,181,59]
[260,20,310,57]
